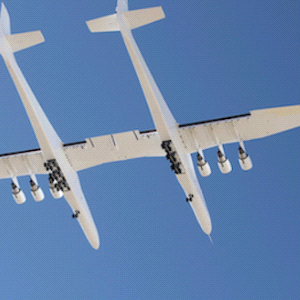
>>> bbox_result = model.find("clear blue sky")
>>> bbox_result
[0,1,299,299]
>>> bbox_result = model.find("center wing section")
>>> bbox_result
[64,129,164,172]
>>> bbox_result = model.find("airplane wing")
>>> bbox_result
[178,105,300,153]
[4,105,298,178]
[62,105,300,172]
[63,129,164,172]
[0,129,164,179]
[0,148,47,179]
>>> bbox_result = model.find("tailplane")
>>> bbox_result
[86,6,165,33]
[0,3,44,53]
[5,31,44,53]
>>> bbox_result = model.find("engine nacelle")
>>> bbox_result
[238,146,253,171]
[197,153,211,177]
[49,175,63,199]
[30,179,45,202]
[11,181,26,204]
[217,150,232,174]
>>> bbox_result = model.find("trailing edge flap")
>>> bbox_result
[86,6,165,33]
[5,31,44,53]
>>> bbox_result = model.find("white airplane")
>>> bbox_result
[0,1,299,249]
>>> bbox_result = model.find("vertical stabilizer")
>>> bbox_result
[0,4,44,54]
[116,0,128,12]
[0,3,11,35]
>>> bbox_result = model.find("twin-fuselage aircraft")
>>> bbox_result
[0,1,299,249]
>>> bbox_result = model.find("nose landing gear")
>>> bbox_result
[186,194,194,202]
[72,210,80,218]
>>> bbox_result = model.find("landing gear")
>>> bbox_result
[161,140,184,174]
[72,210,80,218]
[186,194,193,202]
[45,159,70,192]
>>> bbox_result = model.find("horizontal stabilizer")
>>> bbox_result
[124,7,165,30]
[86,6,165,33]
[86,13,119,32]
[6,31,44,53]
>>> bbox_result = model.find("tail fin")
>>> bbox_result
[0,3,44,53]
[0,3,11,35]
[116,0,128,12]
[86,6,165,33]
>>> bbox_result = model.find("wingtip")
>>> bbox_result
[208,234,213,244]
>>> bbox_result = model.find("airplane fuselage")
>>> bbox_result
[0,10,99,249]
[116,10,212,235]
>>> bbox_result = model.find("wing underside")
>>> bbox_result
[0,148,47,179]
[0,129,165,179]
[64,105,300,172]
[1,105,299,178]
[179,105,300,153]
[63,129,165,171]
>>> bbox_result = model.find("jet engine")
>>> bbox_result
[217,147,232,174]
[11,180,26,204]
[197,152,211,177]
[49,175,63,199]
[238,146,253,171]
[30,179,45,201]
